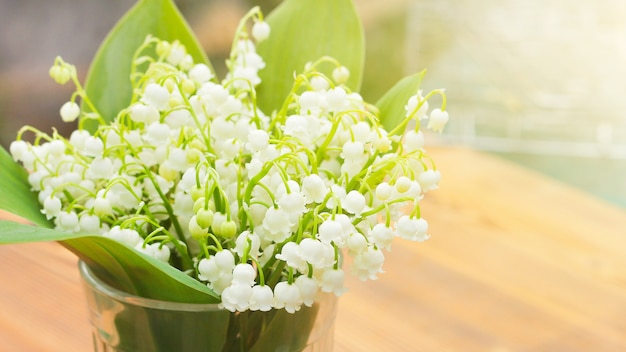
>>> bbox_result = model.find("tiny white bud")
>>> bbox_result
[129,103,159,124]
[49,64,71,85]
[142,83,170,110]
[332,66,350,84]
[252,21,271,42]
[166,41,187,66]
[343,190,366,215]
[60,101,80,122]
[394,176,412,194]
[9,140,28,161]
[189,64,214,83]
[375,183,393,201]
[405,92,429,120]
[404,130,425,151]
[83,136,104,157]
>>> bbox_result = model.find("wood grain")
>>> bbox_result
[1,147,625,351]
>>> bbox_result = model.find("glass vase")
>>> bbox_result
[78,261,337,352]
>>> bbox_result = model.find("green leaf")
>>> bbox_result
[83,0,210,129]
[0,221,219,303]
[0,146,51,228]
[376,71,426,131]
[256,0,364,113]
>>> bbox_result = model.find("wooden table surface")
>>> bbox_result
[1,146,625,351]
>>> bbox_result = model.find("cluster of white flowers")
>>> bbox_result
[11,8,449,313]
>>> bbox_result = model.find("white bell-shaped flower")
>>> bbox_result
[189,63,214,84]
[273,281,302,313]
[317,219,343,244]
[405,92,429,120]
[299,91,321,114]
[262,207,292,242]
[78,213,103,234]
[346,233,368,254]
[142,83,170,110]
[332,66,350,84]
[42,196,62,220]
[104,226,143,247]
[69,131,91,152]
[278,192,307,222]
[232,263,256,286]
[375,182,393,202]
[295,275,318,307]
[135,242,170,263]
[418,170,441,192]
[352,246,385,281]
[9,140,29,161]
[221,283,253,312]
[60,101,80,122]
[276,242,308,272]
[395,215,429,242]
[129,103,159,124]
[298,238,334,270]
[342,190,366,215]
[252,21,271,42]
[246,129,269,152]
[83,136,104,157]
[301,174,327,204]
[326,87,348,111]
[249,285,273,311]
[319,268,347,296]
[427,108,449,133]
[369,223,395,251]
[404,130,425,151]
[235,231,261,259]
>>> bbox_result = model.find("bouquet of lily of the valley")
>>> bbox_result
[0,0,448,350]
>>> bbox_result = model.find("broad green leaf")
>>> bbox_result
[376,71,426,131]
[0,221,219,303]
[83,0,210,129]
[256,0,364,113]
[0,146,51,228]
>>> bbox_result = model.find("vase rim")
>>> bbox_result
[78,260,225,312]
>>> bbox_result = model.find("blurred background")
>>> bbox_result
[0,0,624,208]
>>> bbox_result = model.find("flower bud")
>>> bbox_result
[181,78,197,95]
[418,170,441,192]
[93,197,112,217]
[186,148,202,165]
[404,130,424,151]
[49,65,71,85]
[189,63,214,84]
[332,66,350,84]
[193,197,209,213]
[142,83,170,110]
[158,164,178,182]
[189,215,209,240]
[196,208,214,229]
[9,140,28,161]
[252,21,271,42]
[191,187,205,202]
[394,176,412,194]
[343,191,366,215]
[219,220,237,239]
[60,101,80,122]
[156,40,171,57]
[405,93,429,119]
